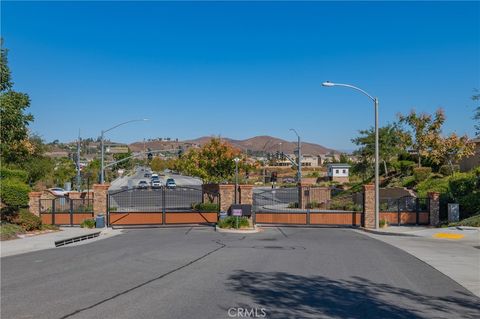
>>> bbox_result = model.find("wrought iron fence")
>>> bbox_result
[380,196,429,212]
[253,187,300,213]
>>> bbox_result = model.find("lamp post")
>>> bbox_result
[233,157,240,204]
[289,129,302,183]
[322,81,379,229]
[100,119,149,184]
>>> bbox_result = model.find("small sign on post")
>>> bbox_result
[448,203,460,222]
[232,209,242,217]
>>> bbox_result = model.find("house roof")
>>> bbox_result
[327,163,351,168]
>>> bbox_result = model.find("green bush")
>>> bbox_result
[413,167,432,182]
[379,219,388,228]
[457,193,480,216]
[287,202,299,208]
[450,214,480,227]
[392,160,416,175]
[439,165,460,176]
[0,167,28,182]
[80,219,96,228]
[0,222,25,240]
[449,173,477,199]
[13,209,42,231]
[401,176,416,188]
[0,178,31,207]
[191,202,219,212]
[416,176,450,198]
[217,216,249,229]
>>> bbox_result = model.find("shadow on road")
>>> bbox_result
[227,271,480,319]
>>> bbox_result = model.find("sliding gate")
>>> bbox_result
[107,186,219,226]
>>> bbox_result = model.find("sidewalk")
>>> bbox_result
[358,226,480,297]
[1,227,121,258]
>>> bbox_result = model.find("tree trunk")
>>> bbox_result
[383,160,388,176]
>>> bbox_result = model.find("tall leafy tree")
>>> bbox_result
[174,138,244,183]
[352,124,407,176]
[473,89,480,136]
[398,109,445,167]
[0,39,35,163]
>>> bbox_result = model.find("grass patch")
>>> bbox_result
[449,214,480,227]
[0,222,25,240]
[217,216,250,229]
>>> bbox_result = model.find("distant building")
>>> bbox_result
[272,154,322,167]
[327,163,350,183]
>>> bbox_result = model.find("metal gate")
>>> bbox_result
[39,198,94,226]
[107,186,219,226]
[253,187,363,226]
[379,196,430,225]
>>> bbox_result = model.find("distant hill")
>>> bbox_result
[184,135,337,155]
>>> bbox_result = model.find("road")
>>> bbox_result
[253,187,299,212]
[2,228,479,319]
[110,166,202,191]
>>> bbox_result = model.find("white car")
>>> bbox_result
[48,188,69,196]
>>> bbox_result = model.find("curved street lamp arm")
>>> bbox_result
[325,82,376,101]
[103,119,148,134]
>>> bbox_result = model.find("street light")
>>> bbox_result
[100,118,149,184]
[233,157,240,204]
[322,81,379,229]
[289,128,302,183]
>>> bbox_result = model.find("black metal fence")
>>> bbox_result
[39,198,94,226]
[379,196,429,212]
[253,187,300,213]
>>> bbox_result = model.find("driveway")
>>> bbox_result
[1,227,479,319]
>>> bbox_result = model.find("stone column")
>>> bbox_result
[28,192,42,216]
[363,184,375,229]
[238,185,253,205]
[428,192,440,226]
[93,184,110,217]
[218,184,235,212]
[298,183,312,209]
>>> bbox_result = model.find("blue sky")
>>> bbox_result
[2,1,479,151]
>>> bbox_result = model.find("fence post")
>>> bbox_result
[70,199,74,226]
[306,187,311,225]
[362,184,375,229]
[52,199,56,225]
[397,198,400,226]
[106,194,110,226]
[415,198,419,225]
[162,186,166,225]
[428,192,440,226]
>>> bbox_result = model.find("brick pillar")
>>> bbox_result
[363,184,375,229]
[298,183,312,209]
[218,184,235,212]
[428,192,440,226]
[93,184,110,217]
[28,192,42,217]
[238,185,253,205]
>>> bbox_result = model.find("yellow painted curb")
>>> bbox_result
[433,233,465,240]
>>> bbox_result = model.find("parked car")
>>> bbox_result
[151,173,159,179]
[282,177,296,184]
[144,173,151,178]
[48,187,68,196]
[138,180,149,189]
[166,178,176,189]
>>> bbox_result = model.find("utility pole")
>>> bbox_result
[290,129,302,183]
[76,129,81,191]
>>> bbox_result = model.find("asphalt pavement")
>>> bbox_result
[1,227,479,319]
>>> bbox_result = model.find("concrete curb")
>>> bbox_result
[215,225,261,233]
[360,228,421,237]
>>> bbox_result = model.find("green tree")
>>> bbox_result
[112,149,133,170]
[174,138,243,183]
[472,89,480,136]
[398,109,445,167]
[352,124,407,176]
[0,40,35,163]
[53,158,76,187]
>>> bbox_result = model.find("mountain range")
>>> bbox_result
[129,135,337,155]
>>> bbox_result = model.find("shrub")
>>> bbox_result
[191,202,219,212]
[413,167,432,182]
[379,219,388,228]
[449,173,477,199]
[13,209,42,231]
[450,214,480,227]
[457,193,480,217]
[0,222,25,240]
[0,167,28,182]
[392,160,416,175]
[439,165,460,176]
[80,219,96,228]
[416,176,449,198]
[0,178,31,207]
[287,202,299,208]
[401,176,416,188]
[217,216,249,229]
